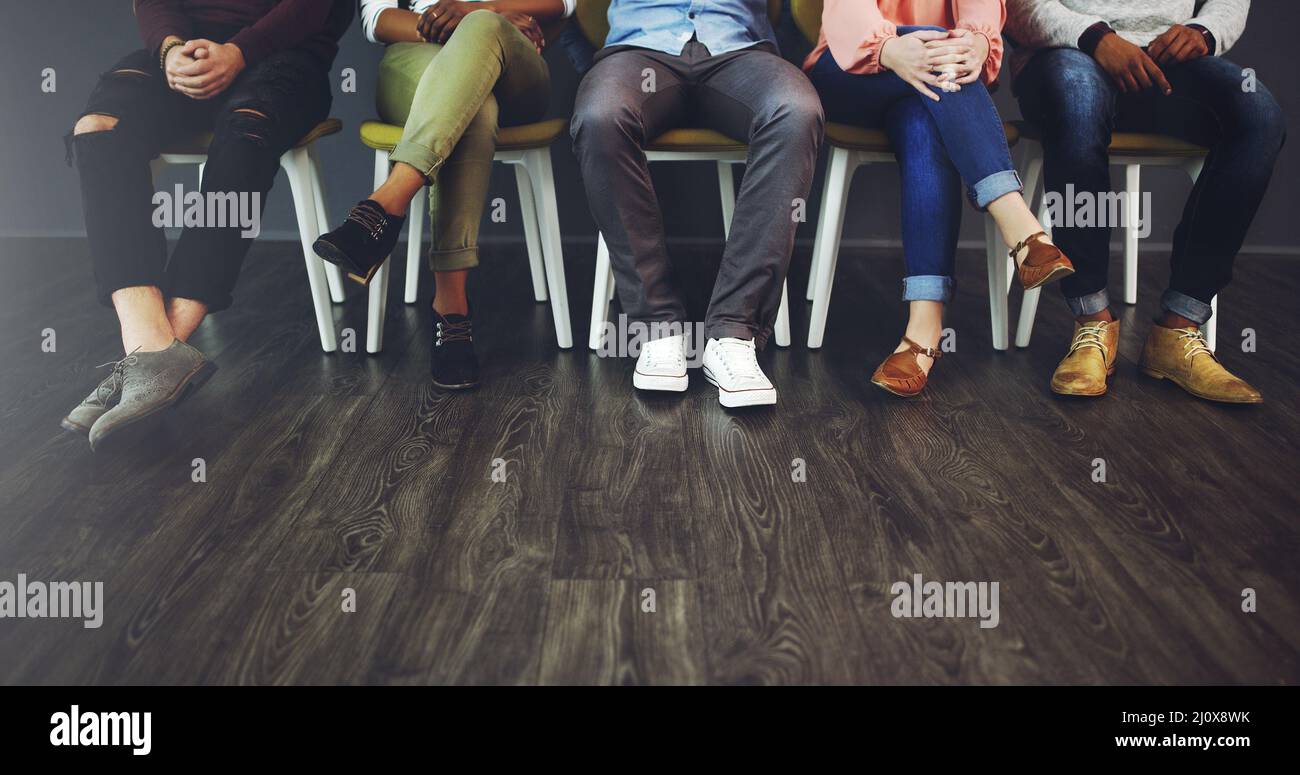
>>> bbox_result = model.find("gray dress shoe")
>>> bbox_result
[61,366,126,435]
[87,339,217,452]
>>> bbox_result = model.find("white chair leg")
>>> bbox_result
[525,148,573,348]
[1123,164,1140,305]
[717,161,736,238]
[281,147,337,353]
[197,162,206,186]
[1014,196,1052,348]
[589,233,613,351]
[807,153,841,302]
[774,282,791,347]
[807,147,854,349]
[404,187,425,304]
[367,151,392,354]
[307,145,346,303]
[1207,295,1218,352]
[514,162,549,302]
[986,212,1009,351]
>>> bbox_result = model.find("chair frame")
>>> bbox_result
[804,143,1013,350]
[1012,139,1216,351]
[153,140,343,353]
[363,144,572,354]
[586,151,794,351]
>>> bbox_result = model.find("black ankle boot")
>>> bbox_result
[431,308,479,390]
[313,199,404,285]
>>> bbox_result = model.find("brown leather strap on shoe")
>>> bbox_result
[902,335,941,360]
[1009,231,1048,263]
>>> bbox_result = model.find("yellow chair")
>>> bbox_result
[153,119,346,352]
[1010,122,1217,350]
[580,0,794,350]
[358,118,573,353]
[791,0,1026,350]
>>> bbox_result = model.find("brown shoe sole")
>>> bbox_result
[1139,367,1264,404]
[1051,365,1115,397]
[1021,263,1075,291]
[871,377,925,398]
[313,236,385,286]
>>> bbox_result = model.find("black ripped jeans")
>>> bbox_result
[71,40,332,312]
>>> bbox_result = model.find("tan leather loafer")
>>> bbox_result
[1139,324,1262,404]
[1011,231,1074,290]
[1051,319,1120,397]
[871,336,940,397]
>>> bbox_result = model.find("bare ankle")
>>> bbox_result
[1077,309,1114,324]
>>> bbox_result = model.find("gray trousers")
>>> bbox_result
[571,40,824,349]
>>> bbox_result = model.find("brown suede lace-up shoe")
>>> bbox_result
[1011,231,1074,290]
[871,336,940,397]
[1139,325,1262,404]
[1051,319,1120,397]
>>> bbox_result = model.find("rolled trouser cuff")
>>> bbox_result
[969,169,1022,210]
[1161,289,1214,325]
[1065,288,1110,317]
[428,246,479,273]
[389,141,443,180]
[902,275,953,302]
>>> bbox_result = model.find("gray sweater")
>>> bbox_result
[1005,0,1251,80]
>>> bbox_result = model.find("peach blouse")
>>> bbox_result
[803,0,1006,85]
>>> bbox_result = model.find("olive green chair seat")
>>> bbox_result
[164,118,343,156]
[359,117,568,153]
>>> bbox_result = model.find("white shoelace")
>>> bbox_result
[713,338,763,382]
[1178,328,1215,361]
[641,337,685,370]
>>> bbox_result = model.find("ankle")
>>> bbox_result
[368,190,409,217]
[1156,311,1197,330]
[1077,309,1114,324]
[121,331,174,353]
[433,297,469,317]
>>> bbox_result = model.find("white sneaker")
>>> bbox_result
[702,337,776,407]
[633,333,688,392]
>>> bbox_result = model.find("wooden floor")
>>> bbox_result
[0,235,1297,685]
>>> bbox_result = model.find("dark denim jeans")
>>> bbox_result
[808,27,1022,303]
[1015,49,1285,324]
[71,40,332,312]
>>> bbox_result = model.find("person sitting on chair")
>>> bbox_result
[570,0,826,408]
[1007,0,1284,402]
[805,0,1076,398]
[314,0,574,391]
[64,0,354,451]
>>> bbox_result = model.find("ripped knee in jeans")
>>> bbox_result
[225,107,273,146]
[74,113,119,135]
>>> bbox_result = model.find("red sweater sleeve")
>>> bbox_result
[135,0,194,58]
[229,0,334,66]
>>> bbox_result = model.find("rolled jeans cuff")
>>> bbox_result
[389,140,443,180]
[1066,288,1110,317]
[969,169,1022,210]
[902,275,953,302]
[1161,289,1214,325]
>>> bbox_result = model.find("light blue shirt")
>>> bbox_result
[604,0,777,56]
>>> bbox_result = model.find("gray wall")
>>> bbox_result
[0,1,1295,252]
